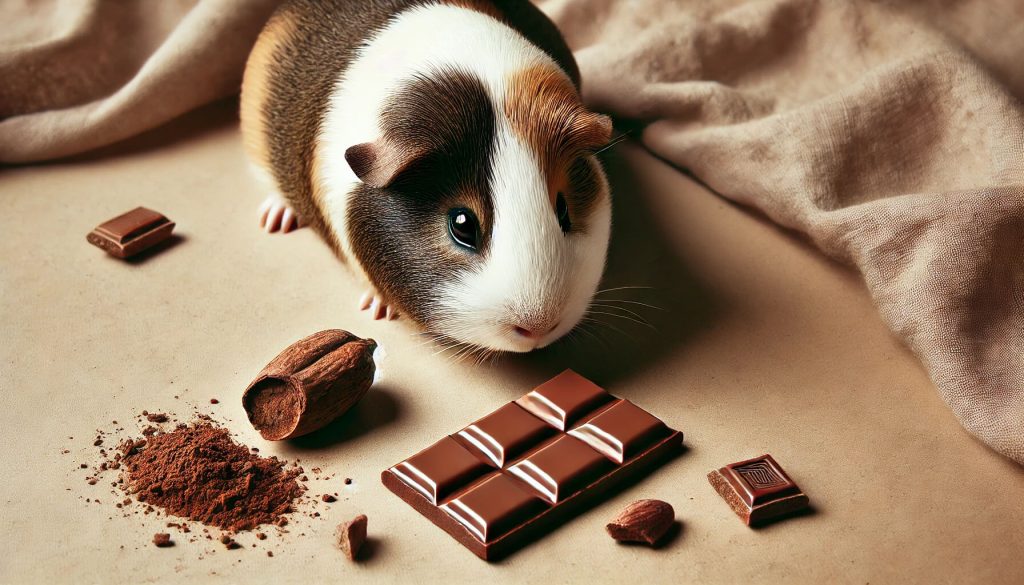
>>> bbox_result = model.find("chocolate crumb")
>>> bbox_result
[87,478,97,485]
[256,533,267,540]
[153,533,173,548]
[210,398,219,404]
[267,551,273,557]
[335,514,367,562]
[225,540,241,550]
[146,413,168,423]
[321,494,336,503]
[142,426,158,436]
[93,439,103,446]
[80,463,88,469]
[344,478,352,485]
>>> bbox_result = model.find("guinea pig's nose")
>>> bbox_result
[512,322,559,339]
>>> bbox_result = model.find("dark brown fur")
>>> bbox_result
[346,68,497,323]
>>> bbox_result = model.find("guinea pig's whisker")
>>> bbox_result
[581,315,641,345]
[590,132,631,156]
[581,315,626,348]
[594,285,656,295]
[585,309,657,331]
[591,298,667,312]
[588,303,654,324]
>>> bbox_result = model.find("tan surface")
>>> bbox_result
[2,103,1023,584]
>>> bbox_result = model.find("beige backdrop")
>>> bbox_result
[1,102,1022,584]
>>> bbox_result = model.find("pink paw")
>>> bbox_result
[258,196,303,233]
[359,290,399,321]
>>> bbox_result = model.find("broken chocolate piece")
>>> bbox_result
[336,514,367,561]
[87,207,175,259]
[382,370,683,561]
[707,454,809,526]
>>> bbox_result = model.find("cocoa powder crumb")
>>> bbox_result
[153,533,173,548]
[118,422,304,531]
[142,426,158,436]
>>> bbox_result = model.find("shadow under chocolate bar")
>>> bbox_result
[381,370,684,561]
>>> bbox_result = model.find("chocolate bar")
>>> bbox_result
[381,370,683,560]
[707,454,809,526]
[87,207,175,258]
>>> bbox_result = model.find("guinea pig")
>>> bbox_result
[240,0,613,353]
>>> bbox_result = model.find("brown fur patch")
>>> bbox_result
[504,65,611,219]
[240,11,298,172]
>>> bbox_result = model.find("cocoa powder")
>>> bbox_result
[118,422,305,531]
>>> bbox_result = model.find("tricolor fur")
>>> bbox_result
[241,0,612,352]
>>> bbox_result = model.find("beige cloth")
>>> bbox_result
[539,0,1024,463]
[0,0,279,162]
[1,0,1021,465]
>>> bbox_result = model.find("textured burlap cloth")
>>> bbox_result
[1,0,1021,464]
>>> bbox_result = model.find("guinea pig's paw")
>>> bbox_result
[258,195,304,234]
[358,289,400,321]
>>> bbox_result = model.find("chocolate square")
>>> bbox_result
[454,403,555,467]
[708,454,809,526]
[389,436,490,505]
[87,207,175,258]
[514,369,612,431]
[506,435,613,503]
[569,399,670,464]
[440,474,548,542]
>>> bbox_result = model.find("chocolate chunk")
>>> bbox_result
[381,370,683,561]
[87,207,175,259]
[153,533,173,547]
[336,514,367,561]
[707,454,810,526]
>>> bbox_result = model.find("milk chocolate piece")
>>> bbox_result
[707,454,809,526]
[86,207,175,258]
[382,370,683,561]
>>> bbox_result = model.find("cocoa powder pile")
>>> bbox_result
[118,422,305,531]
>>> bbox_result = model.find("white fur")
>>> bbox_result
[318,3,611,352]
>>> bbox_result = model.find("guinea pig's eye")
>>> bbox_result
[447,208,480,251]
[556,192,571,233]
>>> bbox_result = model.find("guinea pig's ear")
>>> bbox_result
[569,111,613,153]
[345,141,425,189]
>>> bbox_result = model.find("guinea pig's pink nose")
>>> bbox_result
[513,323,559,339]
